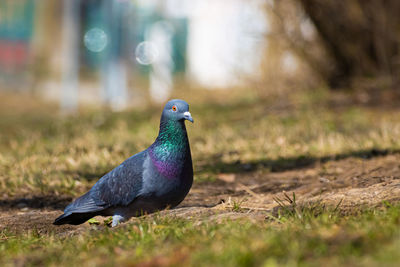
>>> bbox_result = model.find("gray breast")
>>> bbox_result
[139,152,180,197]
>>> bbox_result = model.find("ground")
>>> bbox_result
[0,89,400,266]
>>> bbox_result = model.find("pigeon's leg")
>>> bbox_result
[111,214,126,227]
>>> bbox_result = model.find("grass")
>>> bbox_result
[1,203,399,266]
[1,88,400,266]
[2,89,400,196]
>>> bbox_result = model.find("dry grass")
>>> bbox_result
[2,88,400,196]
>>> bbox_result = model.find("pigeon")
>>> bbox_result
[54,99,194,227]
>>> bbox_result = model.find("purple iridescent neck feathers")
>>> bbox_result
[148,119,190,179]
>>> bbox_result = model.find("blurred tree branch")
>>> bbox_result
[265,0,400,90]
[299,0,400,89]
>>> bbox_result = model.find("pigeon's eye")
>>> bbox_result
[172,105,177,112]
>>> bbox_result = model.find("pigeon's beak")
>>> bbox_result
[183,111,194,123]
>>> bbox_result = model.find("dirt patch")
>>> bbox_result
[195,153,400,211]
[1,154,400,235]
[0,210,88,236]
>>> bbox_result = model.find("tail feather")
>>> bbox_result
[53,212,98,225]
[53,191,108,225]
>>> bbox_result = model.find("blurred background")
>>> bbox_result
[2,2,400,264]
[0,0,266,111]
[2,0,398,111]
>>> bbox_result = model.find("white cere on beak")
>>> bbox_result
[183,111,194,123]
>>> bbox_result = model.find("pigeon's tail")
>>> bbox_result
[53,212,98,225]
[53,191,107,225]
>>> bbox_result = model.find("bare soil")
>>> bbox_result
[1,153,400,235]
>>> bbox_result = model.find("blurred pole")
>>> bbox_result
[61,0,80,113]
[102,0,128,111]
[148,21,174,103]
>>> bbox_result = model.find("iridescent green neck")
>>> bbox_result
[152,120,188,159]
[148,120,189,178]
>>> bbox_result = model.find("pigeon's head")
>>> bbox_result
[162,99,193,123]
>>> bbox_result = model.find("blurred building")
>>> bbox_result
[0,0,267,110]
[0,0,35,86]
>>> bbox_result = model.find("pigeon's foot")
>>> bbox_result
[111,215,126,227]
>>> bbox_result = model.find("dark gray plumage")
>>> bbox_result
[54,99,194,226]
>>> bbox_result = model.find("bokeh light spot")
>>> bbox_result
[84,28,108,53]
[135,41,158,65]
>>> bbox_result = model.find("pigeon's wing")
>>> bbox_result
[90,151,146,207]
[53,151,146,225]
